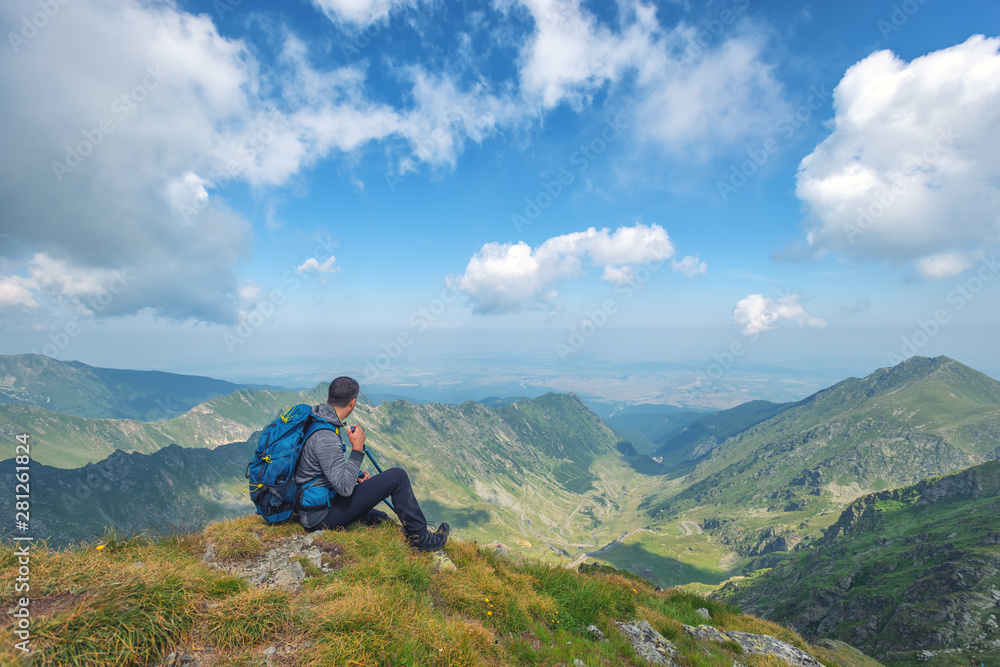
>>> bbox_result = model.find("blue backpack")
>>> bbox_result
[246,404,341,524]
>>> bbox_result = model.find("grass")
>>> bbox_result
[0,516,877,667]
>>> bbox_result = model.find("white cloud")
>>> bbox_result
[0,276,38,310]
[310,0,412,25]
[456,223,678,313]
[732,293,826,335]
[672,255,707,277]
[516,0,789,156]
[0,0,513,327]
[913,251,975,280]
[794,36,1000,279]
[298,256,341,274]
[601,266,635,286]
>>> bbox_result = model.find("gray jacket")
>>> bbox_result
[293,403,364,529]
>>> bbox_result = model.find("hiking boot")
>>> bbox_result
[409,528,448,552]
[429,522,450,536]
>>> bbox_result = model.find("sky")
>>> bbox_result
[1,0,998,400]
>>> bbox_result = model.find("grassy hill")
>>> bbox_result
[0,354,261,420]
[0,516,882,666]
[642,356,1000,556]
[714,459,1000,666]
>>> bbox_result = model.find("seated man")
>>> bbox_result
[294,376,448,552]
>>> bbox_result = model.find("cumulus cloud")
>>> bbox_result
[732,292,826,335]
[0,0,512,326]
[672,255,707,277]
[298,256,341,274]
[793,36,1000,279]
[913,251,976,281]
[515,0,789,156]
[455,223,683,313]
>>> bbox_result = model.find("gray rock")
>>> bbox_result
[683,624,822,667]
[271,561,305,588]
[201,544,215,563]
[586,624,605,641]
[614,620,678,666]
[574,659,585,667]
[695,607,711,619]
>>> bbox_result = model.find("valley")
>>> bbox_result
[1,353,998,665]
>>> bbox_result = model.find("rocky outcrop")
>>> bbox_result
[683,625,823,667]
[615,621,679,666]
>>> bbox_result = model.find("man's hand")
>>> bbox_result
[347,424,366,452]
[357,471,371,483]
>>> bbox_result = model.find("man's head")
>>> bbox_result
[328,376,360,417]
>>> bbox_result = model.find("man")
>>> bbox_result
[294,376,449,552]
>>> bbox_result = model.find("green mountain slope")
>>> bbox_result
[0,353,258,420]
[2,392,654,558]
[0,386,327,468]
[715,459,1000,667]
[652,399,793,468]
[664,356,1000,518]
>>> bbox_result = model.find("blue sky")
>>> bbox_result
[1,0,998,398]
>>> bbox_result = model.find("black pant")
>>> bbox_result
[309,467,428,536]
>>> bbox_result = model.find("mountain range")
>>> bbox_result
[3,353,999,666]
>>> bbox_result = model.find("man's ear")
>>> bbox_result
[350,397,358,410]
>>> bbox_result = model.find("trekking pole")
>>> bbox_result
[351,426,395,512]
[364,446,395,512]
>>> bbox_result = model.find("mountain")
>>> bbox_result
[0,385,328,468]
[601,404,709,456]
[659,356,1000,521]
[0,354,267,420]
[714,459,1000,666]
[651,399,793,469]
[1,437,257,545]
[2,392,647,555]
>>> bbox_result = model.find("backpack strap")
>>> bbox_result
[294,415,342,512]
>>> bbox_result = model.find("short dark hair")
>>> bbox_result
[328,376,360,407]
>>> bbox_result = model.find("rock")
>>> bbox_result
[683,625,822,667]
[432,551,457,572]
[271,561,305,588]
[486,542,511,557]
[586,624,605,641]
[263,646,276,656]
[695,607,711,620]
[574,659,585,667]
[614,620,678,666]
[201,544,215,563]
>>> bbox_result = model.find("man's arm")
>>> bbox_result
[309,428,364,496]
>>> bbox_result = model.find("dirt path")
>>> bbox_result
[679,521,703,536]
